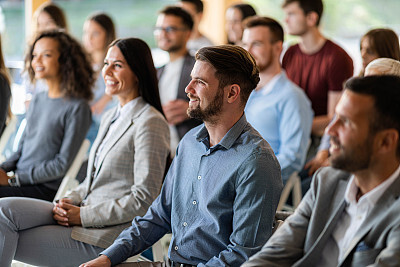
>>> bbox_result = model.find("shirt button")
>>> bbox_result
[192,200,197,205]
[174,246,179,250]
[183,222,188,227]
[197,176,201,180]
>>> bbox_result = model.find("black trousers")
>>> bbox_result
[0,184,57,201]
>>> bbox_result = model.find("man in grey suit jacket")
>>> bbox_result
[155,6,201,152]
[243,75,400,267]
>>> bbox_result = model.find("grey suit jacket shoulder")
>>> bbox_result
[64,97,170,248]
[243,166,400,267]
[157,54,201,139]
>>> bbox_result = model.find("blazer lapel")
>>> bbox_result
[84,108,117,194]
[177,54,194,99]
[299,203,346,266]
[93,118,133,178]
[339,174,400,265]
[93,98,148,178]
[157,65,165,81]
[297,178,349,266]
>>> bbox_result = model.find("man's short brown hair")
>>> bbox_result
[196,45,260,106]
[243,16,284,43]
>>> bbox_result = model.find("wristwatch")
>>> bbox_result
[8,174,19,187]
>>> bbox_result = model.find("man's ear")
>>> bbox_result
[226,84,241,104]
[273,41,283,58]
[306,11,319,27]
[184,30,192,42]
[197,12,203,22]
[375,129,399,156]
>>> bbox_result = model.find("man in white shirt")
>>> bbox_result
[155,6,200,153]
[243,75,400,267]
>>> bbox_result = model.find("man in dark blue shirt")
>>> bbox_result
[81,45,282,267]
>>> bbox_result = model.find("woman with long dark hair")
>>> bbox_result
[0,37,170,266]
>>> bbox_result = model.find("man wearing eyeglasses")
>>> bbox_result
[155,6,200,154]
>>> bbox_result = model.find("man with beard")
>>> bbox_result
[81,45,282,267]
[243,75,400,267]
[156,6,200,153]
[242,16,313,182]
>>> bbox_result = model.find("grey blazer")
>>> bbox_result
[243,167,400,267]
[157,53,201,139]
[64,97,170,249]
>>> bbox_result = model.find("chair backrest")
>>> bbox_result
[53,139,90,201]
[12,118,26,152]
[125,234,169,263]
[272,211,293,234]
[0,115,17,163]
[277,171,302,212]
[277,138,312,212]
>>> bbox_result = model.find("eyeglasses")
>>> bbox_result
[153,26,188,35]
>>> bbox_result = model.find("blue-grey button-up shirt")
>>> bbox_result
[102,114,282,266]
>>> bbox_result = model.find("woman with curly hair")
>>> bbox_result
[0,30,92,200]
[24,2,69,102]
[0,37,170,266]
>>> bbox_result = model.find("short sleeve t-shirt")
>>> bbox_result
[282,40,354,116]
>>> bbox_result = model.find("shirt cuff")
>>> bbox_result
[101,243,128,266]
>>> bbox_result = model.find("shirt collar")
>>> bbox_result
[195,113,248,150]
[344,164,400,206]
[112,96,142,122]
[258,71,283,96]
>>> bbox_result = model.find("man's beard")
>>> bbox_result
[167,43,184,53]
[330,135,374,172]
[187,88,224,123]
[256,50,273,72]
